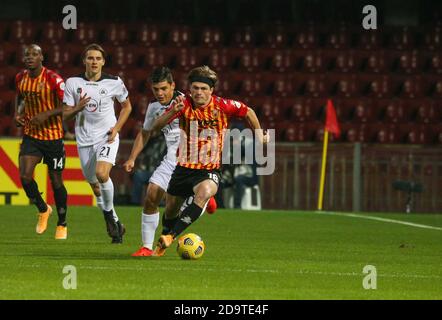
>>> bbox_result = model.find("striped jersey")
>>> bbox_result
[168,95,248,170]
[15,67,65,140]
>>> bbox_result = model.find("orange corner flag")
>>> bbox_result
[325,99,341,138]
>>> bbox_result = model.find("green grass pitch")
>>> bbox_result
[0,205,441,300]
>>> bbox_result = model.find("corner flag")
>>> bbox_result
[317,99,341,210]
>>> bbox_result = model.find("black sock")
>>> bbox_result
[161,214,180,235]
[170,202,203,238]
[22,179,47,213]
[53,186,68,226]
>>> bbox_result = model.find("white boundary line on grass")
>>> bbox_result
[1,263,441,280]
[313,211,442,231]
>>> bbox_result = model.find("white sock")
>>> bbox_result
[96,195,104,211]
[142,212,159,250]
[99,178,114,212]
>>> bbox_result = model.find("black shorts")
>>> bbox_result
[19,135,66,171]
[167,165,221,198]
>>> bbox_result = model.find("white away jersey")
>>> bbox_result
[143,91,182,163]
[63,73,129,147]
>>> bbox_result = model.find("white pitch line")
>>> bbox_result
[313,211,442,231]
[1,263,441,280]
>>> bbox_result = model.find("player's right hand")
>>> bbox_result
[123,159,135,172]
[171,95,185,113]
[77,93,91,110]
[14,114,25,127]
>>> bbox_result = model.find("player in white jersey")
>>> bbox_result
[123,67,216,257]
[63,44,132,244]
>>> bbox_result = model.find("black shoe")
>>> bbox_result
[111,221,125,244]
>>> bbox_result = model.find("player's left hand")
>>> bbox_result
[107,127,118,143]
[259,129,270,145]
[30,112,49,126]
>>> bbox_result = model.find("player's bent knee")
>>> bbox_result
[96,172,110,183]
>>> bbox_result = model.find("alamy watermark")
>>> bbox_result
[176,125,275,175]
[362,265,377,289]
[62,265,77,289]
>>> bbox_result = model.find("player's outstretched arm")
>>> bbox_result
[108,98,132,143]
[245,107,269,144]
[123,129,151,172]
[62,93,91,121]
[151,95,184,132]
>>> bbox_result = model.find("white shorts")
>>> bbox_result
[77,138,120,184]
[149,159,176,191]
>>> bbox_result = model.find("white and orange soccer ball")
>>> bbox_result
[176,233,205,260]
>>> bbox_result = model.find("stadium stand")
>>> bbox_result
[1,12,441,144]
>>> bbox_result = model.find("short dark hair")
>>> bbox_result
[149,66,174,84]
[82,43,106,60]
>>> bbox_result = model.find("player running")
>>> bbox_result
[123,67,216,257]
[151,66,269,256]
[62,43,132,244]
[15,44,69,240]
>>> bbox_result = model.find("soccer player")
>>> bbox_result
[123,66,216,257]
[62,44,132,244]
[151,66,269,256]
[15,44,68,240]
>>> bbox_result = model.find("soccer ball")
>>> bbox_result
[176,233,205,260]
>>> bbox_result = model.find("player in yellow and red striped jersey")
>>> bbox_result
[150,65,269,256]
[14,44,68,240]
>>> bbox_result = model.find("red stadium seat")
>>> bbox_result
[378,99,408,124]
[412,99,440,124]
[355,29,382,49]
[400,124,432,145]
[389,50,421,74]
[136,24,162,47]
[231,73,265,98]
[395,76,423,99]
[387,26,415,50]
[293,26,318,49]
[329,50,357,73]
[235,48,266,73]
[108,45,138,70]
[44,44,76,70]
[174,47,202,72]
[422,26,442,51]
[325,27,351,49]
[359,75,393,98]
[342,123,371,143]
[103,23,130,46]
[297,50,325,73]
[205,48,234,71]
[0,91,16,116]
[372,124,401,144]
[230,26,256,48]
[301,75,326,98]
[72,22,99,45]
[286,98,315,122]
[166,25,193,47]
[8,20,37,43]
[425,52,442,74]
[282,122,315,142]
[360,51,388,73]
[140,47,170,68]
[327,74,358,98]
[39,21,68,45]
[199,27,224,48]
[261,73,294,98]
[263,27,289,49]
[268,49,294,73]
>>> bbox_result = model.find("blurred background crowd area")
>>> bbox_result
[1,0,442,144]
